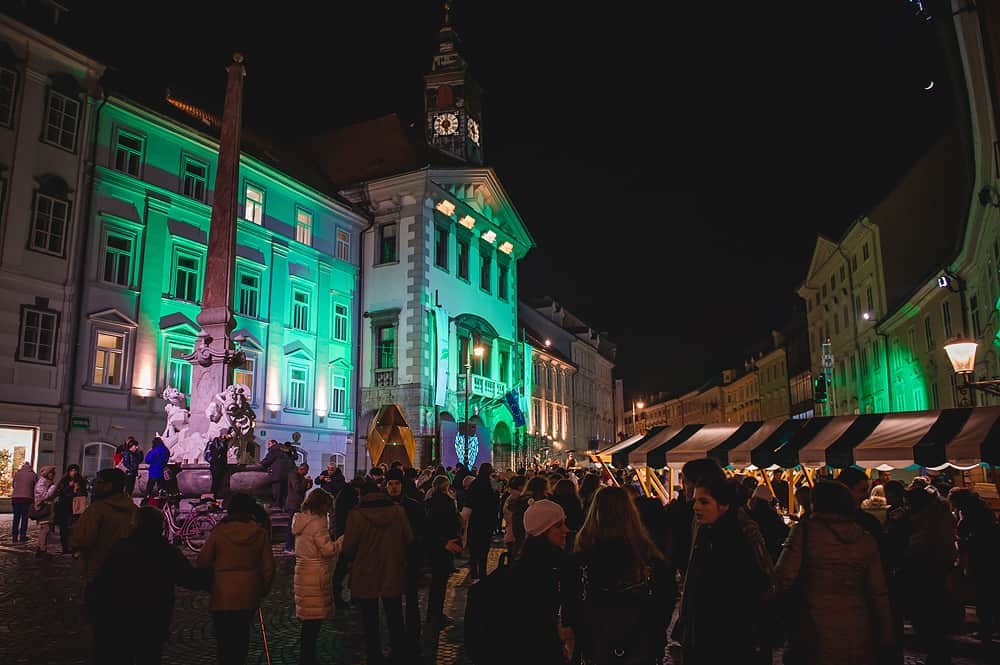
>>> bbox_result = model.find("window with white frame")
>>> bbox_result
[166,342,193,395]
[333,303,348,342]
[172,251,201,302]
[233,355,256,403]
[295,208,312,246]
[30,192,69,256]
[243,184,264,224]
[942,300,953,339]
[92,331,125,387]
[434,225,449,270]
[0,66,16,128]
[44,90,80,151]
[498,261,509,301]
[113,130,143,177]
[291,288,310,331]
[102,228,134,287]
[182,158,208,202]
[377,222,397,264]
[236,269,261,318]
[336,229,350,261]
[331,374,347,415]
[18,305,57,364]
[480,245,492,292]
[287,364,309,411]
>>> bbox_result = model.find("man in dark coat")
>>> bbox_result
[332,479,361,609]
[121,439,143,497]
[259,439,294,508]
[464,463,499,580]
[387,467,426,645]
[206,429,231,497]
[284,463,312,553]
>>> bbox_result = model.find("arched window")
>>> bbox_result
[82,442,116,478]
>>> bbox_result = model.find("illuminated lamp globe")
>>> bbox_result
[944,339,978,375]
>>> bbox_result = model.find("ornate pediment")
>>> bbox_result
[87,308,138,328]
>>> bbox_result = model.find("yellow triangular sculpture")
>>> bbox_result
[367,404,416,467]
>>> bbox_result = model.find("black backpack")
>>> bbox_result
[464,551,514,665]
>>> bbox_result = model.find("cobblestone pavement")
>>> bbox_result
[1,517,995,664]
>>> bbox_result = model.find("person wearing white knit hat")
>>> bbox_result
[523,499,568,546]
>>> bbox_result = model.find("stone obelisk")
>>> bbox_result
[187,53,245,436]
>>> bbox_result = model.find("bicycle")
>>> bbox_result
[159,492,225,553]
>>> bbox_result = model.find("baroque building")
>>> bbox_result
[0,15,103,476]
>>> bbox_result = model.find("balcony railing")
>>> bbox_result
[458,374,507,399]
[374,368,396,387]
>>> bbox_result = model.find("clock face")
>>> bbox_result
[433,113,459,136]
[467,118,480,145]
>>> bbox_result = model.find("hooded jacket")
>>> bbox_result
[775,513,894,665]
[69,492,138,583]
[291,511,341,619]
[12,463,36,499]
[197,516,275,611]
[341,493,413,598]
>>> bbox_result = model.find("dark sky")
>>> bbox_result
[31,0,955,400]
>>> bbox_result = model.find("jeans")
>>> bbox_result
[359,596,406,665]
[11,498,30,539]
[211,609,254,665]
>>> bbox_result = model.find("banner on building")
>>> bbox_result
[434,307,450,407]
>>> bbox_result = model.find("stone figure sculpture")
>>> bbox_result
[158,387,190,449]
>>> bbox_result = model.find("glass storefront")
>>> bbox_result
[0,427,36,498]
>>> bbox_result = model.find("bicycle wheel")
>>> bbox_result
[183,515,217,552]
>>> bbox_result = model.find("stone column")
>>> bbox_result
[187,54,245,435]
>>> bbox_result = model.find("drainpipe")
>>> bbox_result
[351,186,375,478]
[62,81,108,466]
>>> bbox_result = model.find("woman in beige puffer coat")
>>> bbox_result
[291,488,343,665]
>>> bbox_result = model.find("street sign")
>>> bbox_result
[71,416,90,429]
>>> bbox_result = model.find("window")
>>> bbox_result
[924,316,933,352]
[499,350,510,385]
[172,252,200,302]
[182,158,208,202]
[839,265,846,282]
[0,66,16,127]
[830,274,836,290]
[498,261,509,301]
[287,365,308,411]
[866,286,874,312]
[18,306,57,364]
[854,295,862,318]
[434,226,449,270]
[167,343,193,394]
[243,184,264,224]
[331,374,347,415]
[479,246,492,292]
[908,328,918,362]
[113,131,143,176]
[931,382,939,409]
[376,325,395,369]
[333,303,348,342]
[336,229,350,262]
[233,355,255,402]
[236,270,260,318]
[93,331,124,387]
[82,443,116,479]
[295,208,312,246]
[862,243,870,261]
[377,222,397,264]
[872,338,880,369]
[30,192,69,256]
[971,294,982,338]
[852,254,858,271]
[291,288,310,331]
[942,300,953,339]
[44,90,79,150]
[101,229,135,287]
[457,236,470,280]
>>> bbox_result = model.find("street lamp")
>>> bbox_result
[944,338,1000,401]
[632,400,645,435]
[463,344,484,466]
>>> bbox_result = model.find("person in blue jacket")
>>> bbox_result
[145,436,170,500]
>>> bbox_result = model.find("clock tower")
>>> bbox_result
[424,2,483,165]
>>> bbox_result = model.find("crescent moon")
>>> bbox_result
[924,80,935,91]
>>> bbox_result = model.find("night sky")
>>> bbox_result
[31,0,955,400]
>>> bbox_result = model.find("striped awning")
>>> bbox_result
[626,424,686,467]
[914,405,1000,468]
[595,432,645,460]
[644,424,704,469]
[849,410,942,470]
[719,418,795,469]
[658,423,746,467]
[750,418,808,469]
[612,426,669,469]
[795,415,859,467]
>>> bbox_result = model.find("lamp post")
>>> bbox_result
[631,400,645,435]
[943,338,1000,404]
[463,344,484,466]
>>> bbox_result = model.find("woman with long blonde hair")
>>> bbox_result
[563,486,675,664]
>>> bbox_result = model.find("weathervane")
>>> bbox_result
[444,0,451,25]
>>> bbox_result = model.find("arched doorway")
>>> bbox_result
[492,421,513,471]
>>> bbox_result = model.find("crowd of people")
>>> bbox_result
[9,444,1000,665]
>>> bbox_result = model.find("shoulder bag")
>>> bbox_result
[579,563,655,665]
[29,501,52,521]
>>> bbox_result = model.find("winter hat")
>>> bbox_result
[523,499,566,537]
[752,484,775,502]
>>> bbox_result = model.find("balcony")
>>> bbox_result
[374,368,396,387]
[458,374,507,400]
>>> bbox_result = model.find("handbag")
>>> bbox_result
[72,495,88,515]
[28,501,52,521]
